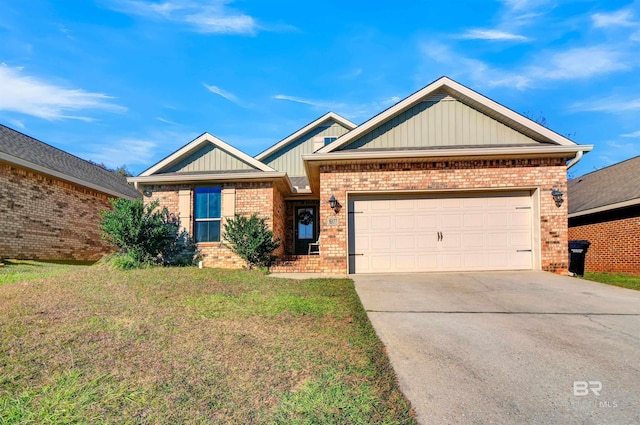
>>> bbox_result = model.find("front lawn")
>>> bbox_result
[582,272,640,291]
[0,264,415,424]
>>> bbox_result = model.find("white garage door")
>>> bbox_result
[348,192,534,273]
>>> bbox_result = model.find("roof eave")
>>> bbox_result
[128,171,294,193]
[0,152,139,200]
[303,145,592,194]
[569,198,640,218]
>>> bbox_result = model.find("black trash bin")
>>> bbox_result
[568,240,591,276]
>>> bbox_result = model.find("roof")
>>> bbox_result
[318,76,582,153]
[568,155,640,218]
[0,123,140,199]
[138,132,275,177]
[254,112,356,161]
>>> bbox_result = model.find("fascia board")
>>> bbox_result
[305,145,593,162]
[141,133,274,177]
[1,153,139,200]
[255,112,357,161]
[568,198,640,218]
[128,171,293,193]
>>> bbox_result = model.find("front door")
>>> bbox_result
[295,206,317,254]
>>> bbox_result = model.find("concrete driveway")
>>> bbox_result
[354,272,640,425]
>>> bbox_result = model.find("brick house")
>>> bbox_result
[129,77,592,274]
[0,124,141,261]
[568,156,640,274]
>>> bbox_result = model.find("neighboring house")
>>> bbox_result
[0,124,141,261]
[568,156,640,274]
[129,76,592,274]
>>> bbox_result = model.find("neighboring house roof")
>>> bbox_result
[568,155,640,218]
[318,76,582,153]
[255,112,356,161]
[0,123,140,199]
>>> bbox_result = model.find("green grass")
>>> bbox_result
[582,272,640,291]
[0,263,416,424]
[0,260,93,286]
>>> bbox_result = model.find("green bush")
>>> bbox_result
[100,198,199,268]
[223,214,281,269]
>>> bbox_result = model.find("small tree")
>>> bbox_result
[100,198,178,267]
[223,214,281,269]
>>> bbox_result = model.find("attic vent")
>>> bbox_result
[424,93,455,103]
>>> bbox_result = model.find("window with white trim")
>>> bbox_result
[324,137,337,146]
[194,186,221,242]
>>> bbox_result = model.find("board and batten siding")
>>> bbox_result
[164,144,255,173]
[263,122,351,176]
[339,97,539,151]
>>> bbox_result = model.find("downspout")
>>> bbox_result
[567,150,583,169]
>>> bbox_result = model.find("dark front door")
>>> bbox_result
[295,206,317,254]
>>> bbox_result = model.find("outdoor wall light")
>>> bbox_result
[551,189,564,208]
[328,195,340,213]
[143,189,153,197]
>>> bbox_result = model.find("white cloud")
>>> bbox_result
[532,46,629,81]
[621,130,640,138]
[458,29,530,41]
[79,138,158,169]
[592,8,636,28]
[0,64,125,120]
[156,117,179,125]
[570,97,640,112]
[203,83,240,103]
[273,94,320,107]
[106,0,257,34]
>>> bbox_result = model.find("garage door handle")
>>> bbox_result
[437,231,443,241]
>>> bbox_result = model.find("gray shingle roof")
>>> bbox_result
[568,155,640,215]
[0,123,140,199]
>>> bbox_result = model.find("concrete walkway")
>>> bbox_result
[354,271,640,425]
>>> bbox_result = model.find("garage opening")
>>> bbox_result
[348,191,535,273]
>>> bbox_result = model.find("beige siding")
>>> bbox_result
[164,143,255,173]
[339,99,539,151]
[264,122,351,176]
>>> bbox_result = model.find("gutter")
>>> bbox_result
[128,171,294,192]
[566,150,584,169]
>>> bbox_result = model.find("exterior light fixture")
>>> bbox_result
[551,189,564,208]
[328,195,341,213]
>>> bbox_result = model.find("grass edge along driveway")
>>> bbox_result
[0,263,416,425]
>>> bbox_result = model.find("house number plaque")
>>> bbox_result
[326,217,338,226]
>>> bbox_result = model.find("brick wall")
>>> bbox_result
[317,158,570,274]
[569,208,640,274]
[142,181,281,268]
[0,162,116,261]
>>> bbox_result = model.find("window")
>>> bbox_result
[194,187,221,243]
[324,137,337,146]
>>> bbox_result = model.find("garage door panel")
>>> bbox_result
[350,193,534,273]
[395,215,415,229]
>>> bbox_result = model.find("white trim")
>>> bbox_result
[0,152,139,200]
[318,76,579,153]
[568,198,640,218]
[141,132,275,176]
[254,112,357,161]
[305,144,592,162]
[129,171,287,184]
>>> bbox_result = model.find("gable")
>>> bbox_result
[161,143,257,173]
[262,120,352,176]
[338,93,539,151]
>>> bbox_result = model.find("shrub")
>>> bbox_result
[100,198,199,268]
[223,214,281,269]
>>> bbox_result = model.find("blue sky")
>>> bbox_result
[0,0,639,177]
